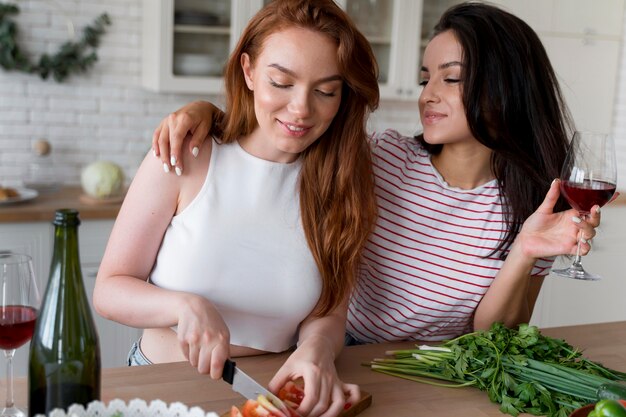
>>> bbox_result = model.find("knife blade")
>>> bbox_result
[223,359,292,414]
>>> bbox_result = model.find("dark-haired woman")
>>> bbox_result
[149,3,600,345]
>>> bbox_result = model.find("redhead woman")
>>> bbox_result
[93,1,379,416]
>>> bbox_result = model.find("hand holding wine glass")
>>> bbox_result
[0,253,40,417]
[552,131,617,280]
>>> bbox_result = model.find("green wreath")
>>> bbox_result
[0,3,110,82]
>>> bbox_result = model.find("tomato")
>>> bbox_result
[236,381,305,417]
[593,399,626,417]
[278,381,305,405]
[241,397,289,417]
[242,399,270,417]
[257,395,289,417]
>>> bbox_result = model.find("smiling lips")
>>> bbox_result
[278,120,312,137]
[422,110,447,125]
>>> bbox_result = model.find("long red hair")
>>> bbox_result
[219,0,379,315]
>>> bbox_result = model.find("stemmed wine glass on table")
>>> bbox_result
[0,253,40,417]
[552,131,617,281]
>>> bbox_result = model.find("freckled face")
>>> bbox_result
[418,30,474,146]
[240,27,343,163]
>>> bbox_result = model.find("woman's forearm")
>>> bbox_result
[473,241,539,330]
[93,274,190,329]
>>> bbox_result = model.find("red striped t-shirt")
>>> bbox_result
[347,130,552,342]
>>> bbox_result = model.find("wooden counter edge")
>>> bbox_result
[0,186,124,223]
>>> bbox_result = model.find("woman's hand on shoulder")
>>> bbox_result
[175,293,230,379]
[517,179,600,259]
[268,335,359,417]
[152,100,220,174]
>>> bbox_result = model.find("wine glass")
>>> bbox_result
[552,131,617,280]
[0,253,40,417]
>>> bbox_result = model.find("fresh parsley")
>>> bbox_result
[369,323,626,417]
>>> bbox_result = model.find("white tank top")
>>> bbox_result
[149,139,322,352]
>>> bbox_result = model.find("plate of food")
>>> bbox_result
[0,187,38,205]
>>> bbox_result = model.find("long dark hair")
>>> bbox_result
[417,2,572,257]
[220,0,379,315]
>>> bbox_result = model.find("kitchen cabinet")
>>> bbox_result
[142,0,263,94]
[142,0,442,101]
[335,0,424,100]
[531,202,626,328]
[0,220,141,377]
[489,0,625,134]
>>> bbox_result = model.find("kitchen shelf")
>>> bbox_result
[174,25,230,35]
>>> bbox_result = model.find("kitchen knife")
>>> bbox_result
[223,359,292,414]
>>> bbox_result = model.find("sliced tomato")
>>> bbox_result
[257,395,288,417]
[241,397,287,417]
[277,381,305,405]
[242,400,270,417]
[230,406,244,417]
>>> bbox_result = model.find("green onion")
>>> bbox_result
[368,322,626,417]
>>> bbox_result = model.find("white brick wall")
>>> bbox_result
[614,10,626,191]
[0,1,623,189]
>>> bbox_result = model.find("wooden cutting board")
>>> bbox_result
[343,390,372,417]
[221,390,372,417]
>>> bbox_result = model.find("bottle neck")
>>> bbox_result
[50,223,82,283]
[53,224,79,257]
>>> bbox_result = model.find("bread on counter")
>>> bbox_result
[0,187,19,201]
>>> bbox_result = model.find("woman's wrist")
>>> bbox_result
[509,234,540,271]
[297,333,338,360]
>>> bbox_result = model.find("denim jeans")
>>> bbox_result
[127,339,153,366]
[344,332,365,346]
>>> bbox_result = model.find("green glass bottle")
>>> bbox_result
[28,209,101,416]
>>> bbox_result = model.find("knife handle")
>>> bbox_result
[223,358,236,384]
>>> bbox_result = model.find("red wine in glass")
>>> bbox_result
[552,131,617,281]
[0,254,40,417]
[0,306,37,350]
[561,180,616,215]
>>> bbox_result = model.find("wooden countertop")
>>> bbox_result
[5,321,626,417]
[1,186,623,224]
[0,186,123,223]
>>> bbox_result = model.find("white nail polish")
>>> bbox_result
[175,166,182,176]
[192,147,199,157]
[595,206,601,214]
[163,163,170,173]
[152,148,156,157]
[170,156,177,166]
[580,238,587,244]
[572,216,582,224]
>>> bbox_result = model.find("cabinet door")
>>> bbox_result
[339,0,422,101]
[543,37,621,133]
[489,0,625,36]
[80,220,142,369]
[488,0,625,135]
[530,205,626,328]
[0,222,52,378]
[142,0,264,94]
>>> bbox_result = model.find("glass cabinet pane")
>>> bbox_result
[417,0,463,85]
[345,0,393,83]
[172,0,232,77]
